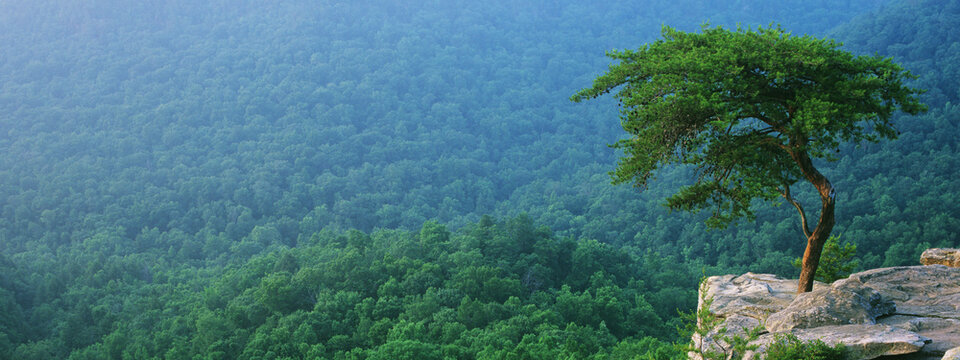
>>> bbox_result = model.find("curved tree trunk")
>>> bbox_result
[797,196,835,292]
[790,149,836,293]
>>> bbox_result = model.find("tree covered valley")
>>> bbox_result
[0,0,958,358]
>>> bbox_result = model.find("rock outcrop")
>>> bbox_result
[764,283,895,332]
[690,264,960,360]
[943,347,960,360]
[921,248,960,267]
[746,325,928,360]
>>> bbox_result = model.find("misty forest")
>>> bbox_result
[1,0,959,359]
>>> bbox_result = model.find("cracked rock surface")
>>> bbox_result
[690,265,960,360]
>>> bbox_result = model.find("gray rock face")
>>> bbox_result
[690,265,960,360]
[879,315,960,355]
[920,248,960,267]
[765,282,895,332]
[850,266,960,320]
[745,325,928,360]
[701,273,801,324]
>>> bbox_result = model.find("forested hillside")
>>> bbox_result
[0,0,957,358]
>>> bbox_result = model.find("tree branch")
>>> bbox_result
[758,135,789,150]
[779,186,812,239]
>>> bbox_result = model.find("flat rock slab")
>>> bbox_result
[879,316,960,355]
[849,266,960,322]
[746,324,928,360]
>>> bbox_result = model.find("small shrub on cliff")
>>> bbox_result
[792,235,859,283]
[764,334,847,360]
[680,278,761,360]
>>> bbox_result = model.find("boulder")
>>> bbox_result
[921,248,960,267]
[765,281,895,332]
[701,273,801,322]
[943,347,960,360]
[690,265,960,360]
[690,273,810,359]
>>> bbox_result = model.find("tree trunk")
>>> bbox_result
[797,200,834,292]
[789,149,836,293]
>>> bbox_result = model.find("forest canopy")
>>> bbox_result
[0,0,957,358]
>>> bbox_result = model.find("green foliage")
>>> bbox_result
[574,21,928,292]
[679,281,725,360]
[0,0,957,359]
[2,216,686,359]
[573,24,925,227]
[764,334,847,360]
[367,340,443,360]
[792,235,859,283]
[609,337,685,360]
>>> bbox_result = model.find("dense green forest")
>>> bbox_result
[0,0,957,358]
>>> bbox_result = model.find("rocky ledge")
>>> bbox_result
[691,259,960,360]
[921,248,960,268]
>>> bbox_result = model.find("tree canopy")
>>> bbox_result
[573,25,925,291]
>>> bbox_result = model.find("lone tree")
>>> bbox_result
[572,25,925,293]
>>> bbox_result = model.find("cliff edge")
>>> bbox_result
[691,249,960,360]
